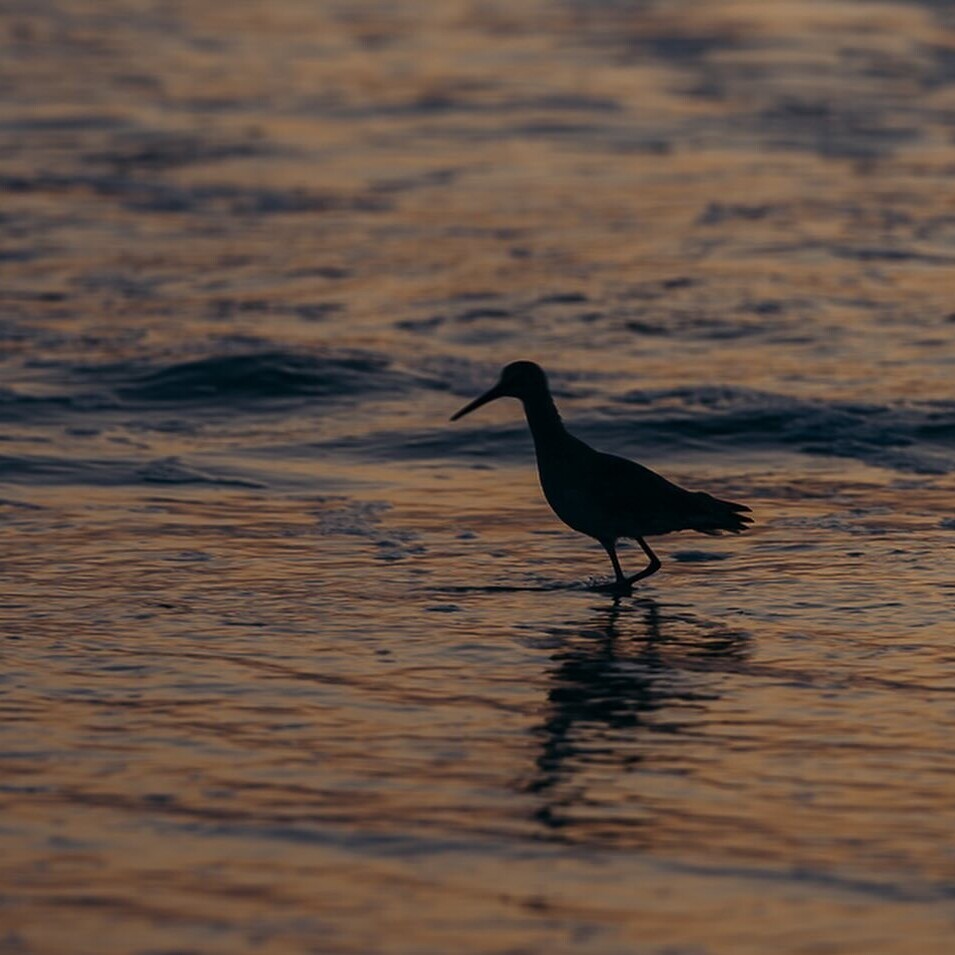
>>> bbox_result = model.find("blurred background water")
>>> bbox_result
[2,1,955,952]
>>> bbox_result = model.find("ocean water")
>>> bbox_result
[2,1,955,952]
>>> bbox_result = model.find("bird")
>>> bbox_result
[450,361,752,593]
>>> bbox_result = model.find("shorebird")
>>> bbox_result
[451,361,752,593]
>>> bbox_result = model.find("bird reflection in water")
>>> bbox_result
[526,598,749,837]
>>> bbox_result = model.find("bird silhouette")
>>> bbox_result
[450,361,753,593]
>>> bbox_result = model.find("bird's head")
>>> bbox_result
[450,361,549,421]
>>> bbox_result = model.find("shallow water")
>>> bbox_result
[2,1,955,952]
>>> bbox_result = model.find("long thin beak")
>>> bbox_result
[450,383,505,421]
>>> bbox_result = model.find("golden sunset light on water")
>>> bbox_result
[2,1,955,953]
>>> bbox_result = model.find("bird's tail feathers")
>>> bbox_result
[690,492,754,534]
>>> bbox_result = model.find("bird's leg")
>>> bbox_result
[599,540,632,594]
[626,537,661,584]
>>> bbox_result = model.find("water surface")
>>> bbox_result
[2,1,955,952]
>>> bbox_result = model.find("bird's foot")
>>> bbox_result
[625,564,661,586]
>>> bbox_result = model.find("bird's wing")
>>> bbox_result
[595,452,688,508]
[595,451,753,535]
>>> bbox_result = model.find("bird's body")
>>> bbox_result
[451,361,752,592]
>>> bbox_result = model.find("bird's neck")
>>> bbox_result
[522,390,566,451]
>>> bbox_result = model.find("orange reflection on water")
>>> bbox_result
[3,0,955,952]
